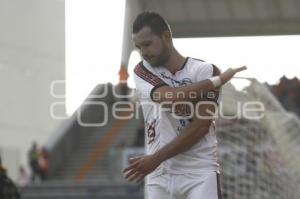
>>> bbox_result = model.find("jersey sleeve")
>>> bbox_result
[134,62,167,102]
[195,63,221,103]
[195,63,213,82]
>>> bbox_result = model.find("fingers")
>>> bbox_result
[136,173,146,183]
[220,65,247,85]
[122,155,151,183]
[127,171,140,182]
[123,160,139,173]
[129,156,141,164]
[233,66,247,73]
[123,164,145,183]
[123,157,143,180]
[128,171,145,182]
[126,168,145,183]
[124,167,138,179]
[123,161,146,183]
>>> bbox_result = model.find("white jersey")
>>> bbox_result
[134,57,220,176]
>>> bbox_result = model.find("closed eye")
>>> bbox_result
[135,40,152,50]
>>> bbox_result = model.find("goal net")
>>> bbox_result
[217,79,300,199]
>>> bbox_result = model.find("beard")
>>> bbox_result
[146,44,170,67]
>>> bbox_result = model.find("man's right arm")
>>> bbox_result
[151,66,246,103]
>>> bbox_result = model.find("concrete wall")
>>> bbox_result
[0,0,65,180]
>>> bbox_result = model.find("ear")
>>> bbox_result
[161,30,172,44]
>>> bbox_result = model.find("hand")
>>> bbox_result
[122,154,162,183]
[220,66,247,84]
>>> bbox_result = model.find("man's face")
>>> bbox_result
[133,26,170,67]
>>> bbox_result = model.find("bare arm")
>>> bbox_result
[123,66,246,182]
[123,102,217,182]
[152,102,216,163]
[152,66,246,103]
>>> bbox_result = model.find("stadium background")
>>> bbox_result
[0,0,300,198]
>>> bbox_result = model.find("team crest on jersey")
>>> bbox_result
[146,119,157,144]
[160,72,192,87]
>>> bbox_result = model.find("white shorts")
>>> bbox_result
[145,172,222,199]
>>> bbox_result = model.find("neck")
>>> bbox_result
[164,48,186,75]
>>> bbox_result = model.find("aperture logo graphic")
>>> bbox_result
[77,101,108,127]
[207,91,217,99]
[50,80,68,120]
[50,82,265,127]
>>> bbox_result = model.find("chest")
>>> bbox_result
[157,69,194,88]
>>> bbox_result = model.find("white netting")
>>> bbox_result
[217,79,300,199]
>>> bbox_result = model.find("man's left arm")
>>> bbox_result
[123,101,217,183]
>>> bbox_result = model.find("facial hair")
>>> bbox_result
[151,43,170,67]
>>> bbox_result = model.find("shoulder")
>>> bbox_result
[133,61,166,87]
[188,57,211,70]
[187,58,213,77]
[189,57,221,76]
[186,58,222,81]
[190,57,206,63]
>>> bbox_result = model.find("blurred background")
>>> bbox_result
[0,0,299,198]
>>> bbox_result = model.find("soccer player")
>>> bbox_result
[123,11,246,199]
